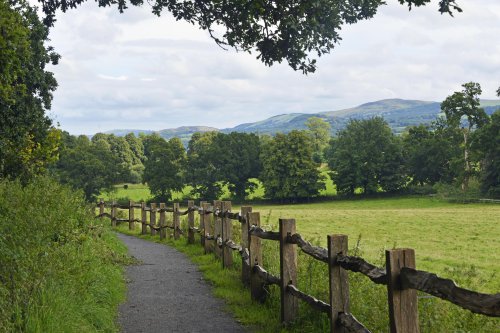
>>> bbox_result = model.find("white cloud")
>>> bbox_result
[46,0,500,134]
[98,74,128,81]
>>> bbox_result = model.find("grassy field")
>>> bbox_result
[251,197,500,292]
[111,196,500,332]
[99,166,336,202]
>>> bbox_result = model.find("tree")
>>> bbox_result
[124,133,145,183]
[327,117,405,195]
[441,82,489,192]
[54,133,127,200]
[213,132,261,201]
[186,132,224,200]
[0,0,60,181]
[91,133,146,183]
[142,136,186,201]
[38,0,461,74]
[260,130,325,201]
[473,110,500,198]
[402,124,460,185]
[305,117,331,163]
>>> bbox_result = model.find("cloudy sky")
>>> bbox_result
[44,0,500,135]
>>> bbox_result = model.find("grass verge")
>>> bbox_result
[0,177,131,332]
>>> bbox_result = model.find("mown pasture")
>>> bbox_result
[252,197,500,292]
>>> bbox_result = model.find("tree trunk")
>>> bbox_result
[462,128,470,193]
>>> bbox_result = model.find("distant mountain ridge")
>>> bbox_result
[103,98,500,142]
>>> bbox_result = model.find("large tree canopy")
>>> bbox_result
[327,117,405,195]
[37,0,461,73]
[441,82,489,191]
[260,130,325,201]
[0,0,60,181]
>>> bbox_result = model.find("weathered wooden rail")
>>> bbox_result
[95,199,500,332]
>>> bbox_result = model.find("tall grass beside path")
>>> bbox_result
[0,177,130,332]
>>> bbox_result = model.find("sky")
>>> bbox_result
[43,0,500,135]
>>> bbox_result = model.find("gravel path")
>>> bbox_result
[117,233,247,333]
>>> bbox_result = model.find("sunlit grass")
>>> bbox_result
[111,196,500,332]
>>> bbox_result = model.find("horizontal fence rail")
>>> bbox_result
[95,199,500,332]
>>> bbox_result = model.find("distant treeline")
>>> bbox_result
[51,83,500,202]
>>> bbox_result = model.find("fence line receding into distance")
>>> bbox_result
[95,199,500,333]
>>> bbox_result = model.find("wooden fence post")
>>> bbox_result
[187,200,195,244]
[159,203,166,240]
[222,201,233,268]
[386,249,419,333]
[98,198,104,221]
[279,218,298,325]
[199,201,207,246]
[249,212,266,302]
[213,200,222,259]
[203,202,212,254]
[129,200,135,230]
[328,235,350,333]
[241,206,252,286]
[111,200,117,227]
[141,202,147,235]
[173,202,181,240]
[150,203,157,236]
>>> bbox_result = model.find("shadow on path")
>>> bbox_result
[117,233,247,333]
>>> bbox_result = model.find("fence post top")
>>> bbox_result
[386,248,415,255]
[327,234,348,240]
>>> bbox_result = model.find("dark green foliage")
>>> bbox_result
[441,82,489,191]
[0,177,127,332]
[213,132,261,201]
[142,135,186,201]
[441,82,489,130]
[125,133,146,182]
[186,132,224,200]
[305,117,331,163]
[327,117,406,195]
[186,132,261,201]
[37,0,460,74]
[0,0,60,181]
[402,124,460,185]
[54,133,127,201]
[473,110,500,197]
[260,130,325,201]
[92,133,145,183]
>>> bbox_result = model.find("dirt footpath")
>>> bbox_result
[117,233,247,333]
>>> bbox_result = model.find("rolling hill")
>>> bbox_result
[104,98,500,141]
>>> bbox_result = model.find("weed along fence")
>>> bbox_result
[95,199,500,332]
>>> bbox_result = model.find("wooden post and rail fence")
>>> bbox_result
[95,199,500,332]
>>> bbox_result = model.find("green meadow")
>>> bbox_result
[112,195,500,332]
[251,197,500,292]
[100,168,336,202]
